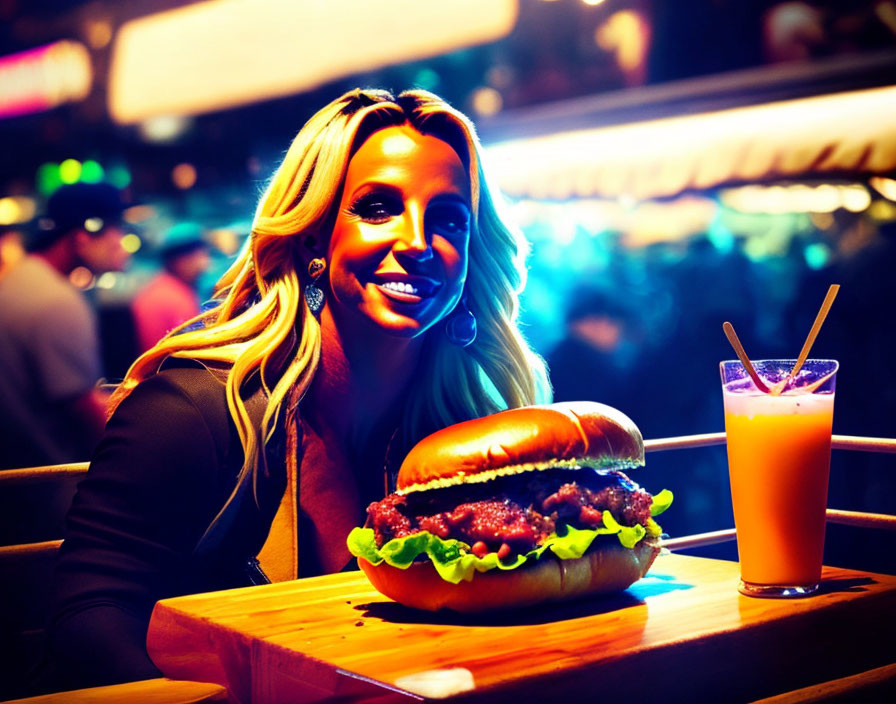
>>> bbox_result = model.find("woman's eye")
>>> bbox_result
[349,193,400,223]
[430,205,470,236]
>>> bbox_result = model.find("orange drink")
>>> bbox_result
[721,359,837,597]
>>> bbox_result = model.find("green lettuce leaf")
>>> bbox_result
[650,489,674,517]
[600,510,647,548]
[348,490,673,584]
[346,526,382,565]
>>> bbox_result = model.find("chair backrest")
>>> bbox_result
[0,540,62,700]
[0,463,89,546]
[0,463,88,699]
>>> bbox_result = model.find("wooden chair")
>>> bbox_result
[0,464,89,643]
[0,463,232,701]
[0,464,87,699]
[2,677,228,703]
[0,540,63,679]
[0,463,89,546]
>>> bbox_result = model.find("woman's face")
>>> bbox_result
[325,125,472,339]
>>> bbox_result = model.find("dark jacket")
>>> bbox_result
[49,365,284,690]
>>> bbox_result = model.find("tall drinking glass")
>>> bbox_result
[720,359,838,597]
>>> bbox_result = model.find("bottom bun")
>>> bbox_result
[358,538,661,613]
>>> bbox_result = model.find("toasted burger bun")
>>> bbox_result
[397,401,645,494]
[359,537,660,613]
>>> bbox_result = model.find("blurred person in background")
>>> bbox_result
[0,183,131,470]
[46,88,550,692]
[131,222,211,353]
[548,289,641,418]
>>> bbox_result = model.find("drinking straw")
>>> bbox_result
[722,321,769,393]
[770,284,840,396]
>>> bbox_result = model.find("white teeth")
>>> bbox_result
[381,281,419,295]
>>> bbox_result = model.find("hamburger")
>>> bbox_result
[347,401,672,612]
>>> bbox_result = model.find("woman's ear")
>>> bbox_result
[296,232,322,271]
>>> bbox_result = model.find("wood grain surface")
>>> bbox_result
[147,554,896,704]
[4,677,228,704]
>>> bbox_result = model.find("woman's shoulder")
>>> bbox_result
[155,361,230,405]
[115,362,235,451]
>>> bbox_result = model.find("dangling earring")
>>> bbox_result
[304,257,326,314]
[445,296,477,347]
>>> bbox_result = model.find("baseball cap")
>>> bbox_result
[159,222,208,259]
[31,182,129,250]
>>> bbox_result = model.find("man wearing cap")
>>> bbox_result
[131,222,211,354]
[0,182,131,469]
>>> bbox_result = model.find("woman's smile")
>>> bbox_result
[373,273,442,303]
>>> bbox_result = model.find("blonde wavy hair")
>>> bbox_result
[111,88,550,497]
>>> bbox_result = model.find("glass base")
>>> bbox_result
[738,579,819,598]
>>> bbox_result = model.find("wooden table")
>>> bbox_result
[146,554,896,703]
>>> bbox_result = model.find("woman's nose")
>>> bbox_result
[394,205,433,261]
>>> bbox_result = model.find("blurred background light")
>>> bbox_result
[139,115,193,143]
[36,163,62,196]
[171,163,198,190]
[870,176,896,201]
[107,165,132,189]
[207,227,245,257]
[841,185,872,213]
[80,160,105,183]
[803,242,832,269]
[0,40,92,119]
[58,159,82,184]
[84,217,104,233]
[411,67,441,92]
[95,272,118,289]
[68,266,94,290]
[121,233,142,253]
[484,86,896,202]
[595,10,651,82]
[868,199,896,222]
[471,86,503,116]
[84,18,114,50]
[720,183,872,214]
[0,196,36,225]
[123,205,156,224]
[0,198,17,225]
[108,0,519,123]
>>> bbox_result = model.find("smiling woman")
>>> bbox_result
[47,88,551,691]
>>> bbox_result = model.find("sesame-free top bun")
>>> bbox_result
[397,401,644,494]
[359,537,660,613]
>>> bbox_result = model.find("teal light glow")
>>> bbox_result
[804,243,831,270]
[108,165,132,189]
[706,219,735,253]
